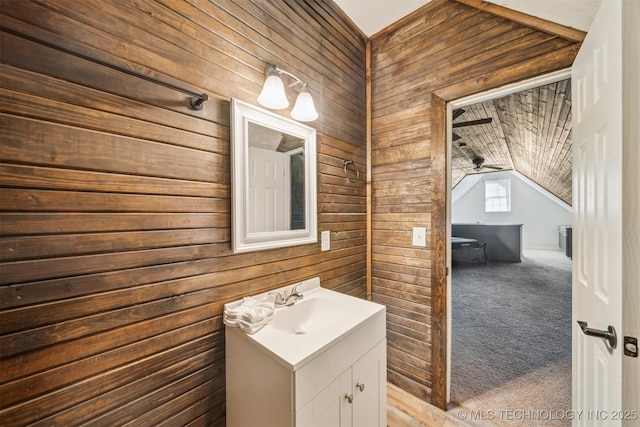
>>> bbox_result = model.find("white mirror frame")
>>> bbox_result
[231,98,317,253]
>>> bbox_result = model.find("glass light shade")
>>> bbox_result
[290,88,318,122]
[257,73,289,109]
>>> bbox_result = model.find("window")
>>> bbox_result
[485,179,511,212]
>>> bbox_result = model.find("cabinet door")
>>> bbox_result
[297,339,386,427]
[352,340,386,427]
[297,371,348,427]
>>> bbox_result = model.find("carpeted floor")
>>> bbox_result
[450,249,572,427]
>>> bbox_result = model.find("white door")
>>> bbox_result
[248,147,289,232]
[571,0,623,424]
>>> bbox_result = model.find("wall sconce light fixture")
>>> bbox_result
[257,64,319,122]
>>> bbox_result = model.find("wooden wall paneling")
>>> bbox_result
[2,283,228,358]
[208,0,365,142]
[198,0,323,82]
[369,0,583,409]
[369,0,461,58]
[0,212,226,240]
[387,346,431,381]
[0,78,229,154]
[1,237,356,312]
[366,39,373,299]
[0,162,226,198]
[452,0,586,42]
[1,322,223,423]
[375,26,560,111]
[0,229,224,263]
[0,242,227,286]
[434,44,580,101]
[0,0,366,424]
[274,0,366,76]
[372,6,485,81]
[372,8,504,91]
[277,0,367,104]
[0,114,227,182]
[429,94,448,409]
[291,0,365,53]
[0,50,229,143]
[60,360,224,426]
[278,0,367,141]
[1,2,254,115]
[0,188,223,213]
[2,304,224,381]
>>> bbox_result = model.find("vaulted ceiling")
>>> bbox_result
[451,79,573,205]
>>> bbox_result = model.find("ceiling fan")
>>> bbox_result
[471,156,503,171]
[452,108,493,142]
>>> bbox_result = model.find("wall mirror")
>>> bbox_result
[231,98,317,253]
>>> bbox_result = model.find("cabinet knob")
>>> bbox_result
[356,382,365,392]
[344,393,353,404]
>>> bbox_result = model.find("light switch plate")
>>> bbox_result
[321,230,330,251]
[413,227,426,247]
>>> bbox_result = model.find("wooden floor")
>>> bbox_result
[387,383,493,427]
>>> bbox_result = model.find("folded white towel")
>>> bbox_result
[243,303,274,320]
[237,318,268,334]
[223,297,257,316]
[224,297,257,326]
[223,298,274,333]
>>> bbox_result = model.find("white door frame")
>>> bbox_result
[620,0,640,416]
[445,68,573,403]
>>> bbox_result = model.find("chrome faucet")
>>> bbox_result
[271,286,304,307]
[285,286,303,306]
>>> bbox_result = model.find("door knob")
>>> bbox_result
[345,393,353,404]
[577,321,617,349]
[356,382,365,392]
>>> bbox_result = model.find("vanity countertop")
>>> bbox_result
[225,277,385,370]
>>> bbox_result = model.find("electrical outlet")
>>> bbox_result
[321,230,330,251]
[413,227,426,247]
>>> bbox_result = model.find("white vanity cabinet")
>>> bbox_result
[225,278,386,427]
[296,339,386,427]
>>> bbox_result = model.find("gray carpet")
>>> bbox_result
[450,250,572,425]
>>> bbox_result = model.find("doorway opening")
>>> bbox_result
[445,69,574,421]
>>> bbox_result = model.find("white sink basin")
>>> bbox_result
[225,277,386,369]
[269,297,349,335]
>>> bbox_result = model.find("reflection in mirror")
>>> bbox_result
[231,99,317,253]
[248,122,305,232]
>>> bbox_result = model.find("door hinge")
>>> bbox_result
[446,267,449,276]
[624,336,638,357]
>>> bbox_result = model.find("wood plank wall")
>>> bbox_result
[368,0,582,406]
[0,0,366,424]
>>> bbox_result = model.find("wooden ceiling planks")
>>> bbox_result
[451,79,573,205]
